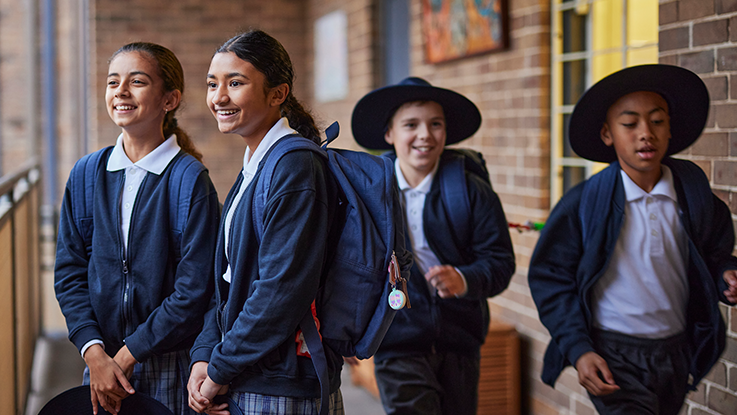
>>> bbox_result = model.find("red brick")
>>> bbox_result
[732,17,737,42]
[724,336,737,361]
[708,387,737,414]
[717,0,737,14]
[678,50,715,74]
[689,408,711,415]
[660,55,678,65]
[733,75,737,100]
[704,361,728,386]
[660,27,690,51]
[679,0,715,20]
[730,366,737,392]
[715,103,737,128]
[660,1,679,25]
[692,132,728,156]
[694,19,729,46]
[731,191,737,214]
[703,76,728,100]
[687,385,707,405]
[717,47,737,70]
[731,133,737,156]
[714,161,737,185]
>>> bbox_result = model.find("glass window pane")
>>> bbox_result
[563,59,586,105]
[627,0,658,46]
[562,113,578,157]
[593,0,622,51]
[592,52,622,82]
[563,166,586,194]
[627,45,658,66]
[562,9,587,53]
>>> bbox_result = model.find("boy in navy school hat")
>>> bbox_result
[528,64,737,414]
[351,77,516,415]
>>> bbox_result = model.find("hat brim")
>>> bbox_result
[569,64,709,163]
[39,385,175,415]
[351,84,481,150]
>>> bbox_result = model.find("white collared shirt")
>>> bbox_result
[394,159,467,296]
[591,166,689,338]
[82,133,180,358]
[222,117,297,282]
[106,134,181,255]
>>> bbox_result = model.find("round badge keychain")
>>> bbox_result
[387,251,408,310]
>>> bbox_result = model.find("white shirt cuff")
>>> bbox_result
[454,267,468,297]
[81,339,104,358]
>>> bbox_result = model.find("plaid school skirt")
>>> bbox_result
[83,349,195,415]
[230,389,345,415]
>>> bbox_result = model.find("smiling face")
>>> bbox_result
[206,52,286,145]
[105,51,175,139]
[601,90,671,191]
[384,101,446,187]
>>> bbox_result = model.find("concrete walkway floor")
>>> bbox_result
[25,333,384,415]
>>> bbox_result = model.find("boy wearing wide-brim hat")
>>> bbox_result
[351,77,516,415]
[528,64,737,414]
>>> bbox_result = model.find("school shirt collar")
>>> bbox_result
[620,165,677,203]
[394,159,439,193]
[242,117,297,178]
[107,134,181,175]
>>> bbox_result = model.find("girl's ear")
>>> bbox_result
[164,89,182,112]
[269,83,289,107]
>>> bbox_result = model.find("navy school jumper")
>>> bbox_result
[55,148,220,361]
[190,145,343,398]
[528,158,737,389]
[375,151,516,362]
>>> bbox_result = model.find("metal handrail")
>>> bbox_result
[0,157,40,199]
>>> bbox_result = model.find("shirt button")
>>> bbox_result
[651,229,658,236]
[650,213,656,220]
[410,209,417,215]
[646,197,653,204]
[129,169,137,175]
[127,186,133,192]
[411,225,417,231]
[410,193,417,198]
[124,203,131,209]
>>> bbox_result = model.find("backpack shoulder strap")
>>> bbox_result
[70,147,113,247]
[252,135,323,243]
[167,152,207,235]
[438,150,472,244]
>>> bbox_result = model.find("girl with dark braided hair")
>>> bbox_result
[187,30,344,415]
[55,42,219,415]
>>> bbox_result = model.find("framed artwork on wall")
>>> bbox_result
[421,0,509,63]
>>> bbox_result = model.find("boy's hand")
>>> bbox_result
[113,345,138,379]
[575,352,620,396]
[188,361,211,412]
[723,270,737,303]
[425,265,466,298]
[84,344,135,415]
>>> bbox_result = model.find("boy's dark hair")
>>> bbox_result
[217,30,321,144]
[110,42,203,163]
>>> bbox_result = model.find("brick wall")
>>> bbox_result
[660,0,737,413]
[89,0,310,202]
[0,0,35,174]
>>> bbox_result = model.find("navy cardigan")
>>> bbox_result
[55,149,220,362]
[190,147,342,398]
[529,159,737,388]
[375,152,516,361]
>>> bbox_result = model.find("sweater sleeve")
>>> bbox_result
[124,170,220,361]
[454,174,516,300]
[705,193,737,306]
[528,187,596,370]
[54,174,105,353]
[207,152,330,386]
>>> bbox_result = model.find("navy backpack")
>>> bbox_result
[253,122,412,415]
[69,146,206,255]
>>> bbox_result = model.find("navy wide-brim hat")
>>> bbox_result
[569,64,709,163]
[351,77,482,150]
[39,385,175,415]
